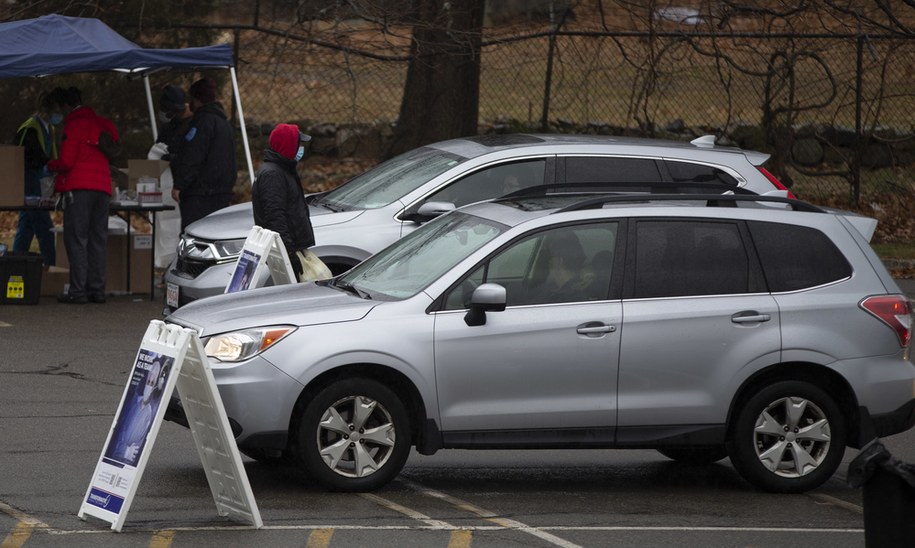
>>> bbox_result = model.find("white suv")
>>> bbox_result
[164,134,794,310]
[166,193,914,494]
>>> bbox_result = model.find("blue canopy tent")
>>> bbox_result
[0,14,254,182]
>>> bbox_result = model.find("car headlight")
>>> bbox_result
[203,326,296,362]
[213,238,247,260]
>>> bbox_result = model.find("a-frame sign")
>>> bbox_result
[225,226,296,293]
[79,320,262,532]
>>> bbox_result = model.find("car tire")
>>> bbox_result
[729,380,846,493]
[296,378,411,492]
[657,445,729,465]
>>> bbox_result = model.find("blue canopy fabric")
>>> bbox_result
[0,14,234,78]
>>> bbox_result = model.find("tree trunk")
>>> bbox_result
[385,0,485,158]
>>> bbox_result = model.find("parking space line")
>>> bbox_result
[149,529,175,548]
[2,522,33,548]
[305,528,334,548]
[401,479,582,548]
[359,492,454,529]
[0,501,49,528]
[447,529,473,548]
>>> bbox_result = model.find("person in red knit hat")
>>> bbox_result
[252,123,330,282]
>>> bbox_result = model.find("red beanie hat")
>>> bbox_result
[269,123,301,160]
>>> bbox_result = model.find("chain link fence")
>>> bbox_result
[221,27,915,239]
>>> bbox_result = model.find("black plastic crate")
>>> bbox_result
[0,252,42,305]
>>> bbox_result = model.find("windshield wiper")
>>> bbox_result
[332,279,371,299]
[314,198,344,212]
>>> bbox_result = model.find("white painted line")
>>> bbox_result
[400,479,582,548]
[359,492,454,529]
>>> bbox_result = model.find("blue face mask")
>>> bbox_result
[295,145,305,162]
[50,113,64,125]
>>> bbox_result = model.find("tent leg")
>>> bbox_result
[143,75,158,142]
[230,66,254,185]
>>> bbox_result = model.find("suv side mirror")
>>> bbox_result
[403,201,456,224]
[464,283,507,326]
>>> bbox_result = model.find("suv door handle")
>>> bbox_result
[731,312,771,324]
[577,323,616,335]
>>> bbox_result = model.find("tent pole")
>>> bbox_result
[143,74,158,141]
[230,66,254,185]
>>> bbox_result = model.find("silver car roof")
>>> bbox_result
[426,134,771,166]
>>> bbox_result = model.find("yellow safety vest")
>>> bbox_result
[16,116,57,159]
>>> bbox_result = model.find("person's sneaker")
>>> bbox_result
[57,293,87,304]
[88,294,106,304]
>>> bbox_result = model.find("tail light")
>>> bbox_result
[757,167,796,199]
[860,295,912,347]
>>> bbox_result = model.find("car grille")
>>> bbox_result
[174,257,213,279]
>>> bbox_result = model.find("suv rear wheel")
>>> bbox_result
[296,378,411,492]
[729,380,846,493]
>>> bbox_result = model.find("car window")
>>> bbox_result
[748,221,852,291]
[665,161,739,188]
[336,211,506,300]
[427,159,546,207]
[444,223,618,310]
[565,157,662,184]
[320,147,466,210]
[633,220,750,298]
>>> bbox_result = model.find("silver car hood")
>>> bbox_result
[184,201,366,241]
[167,282,375,336]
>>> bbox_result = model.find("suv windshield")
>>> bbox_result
[315,147,467,210]
[334,212,506,300]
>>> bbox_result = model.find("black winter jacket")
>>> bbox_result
[172,102,237,197]
[252,149,316,253]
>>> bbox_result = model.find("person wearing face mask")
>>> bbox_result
[154,84,193,163]
[12,90,59,268]
[170,76,237,231]
[252,123,331,282]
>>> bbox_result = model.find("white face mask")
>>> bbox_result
[158,111,174,124]
[295,145,305,161]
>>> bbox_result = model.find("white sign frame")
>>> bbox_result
[79,320,262,532]
[225,225,295,293]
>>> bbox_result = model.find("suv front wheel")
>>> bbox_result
[729,380,846,493]
[296,378,412,492]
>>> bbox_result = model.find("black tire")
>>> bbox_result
[296,378,411,492]
[657,445,729,465]
[728,380,846,493]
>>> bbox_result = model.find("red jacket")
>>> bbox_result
[48,105,119,195]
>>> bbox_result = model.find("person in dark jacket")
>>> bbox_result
[252,123,330,282]
[171,77,237,231]
[155,84,193,163]
[12,91,58,267]
[47,86,120,304]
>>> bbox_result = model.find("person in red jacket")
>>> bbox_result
[47,86,120,304]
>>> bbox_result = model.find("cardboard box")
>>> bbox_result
[127,159,169,191]
[0,145,25,206]
[54,230,152,294]
[41,266,69,297]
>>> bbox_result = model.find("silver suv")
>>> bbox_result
[164,134,794,310]
[166,193,915,494]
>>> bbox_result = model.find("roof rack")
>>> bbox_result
[501,181,755,200]
[553,193,826,214]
